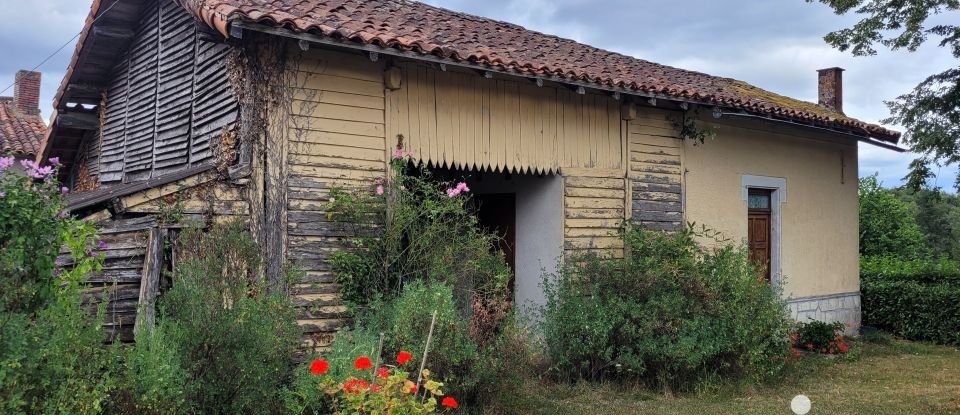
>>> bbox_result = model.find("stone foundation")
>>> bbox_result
[786,292,860,335]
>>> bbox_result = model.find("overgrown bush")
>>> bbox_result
[320,149,517,406]
[794,320,850,354]
[541,223,793,389]
[325,151,511,312]
[110,222,303,414]
[0,156,117,415]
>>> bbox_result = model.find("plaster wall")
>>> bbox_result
[683,118,860,299]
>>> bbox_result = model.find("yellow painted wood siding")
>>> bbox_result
[387,62,622,174]
[628,108,684,230]
[286,50,386,348]
[116,171,250,224]
[563,168,626,257]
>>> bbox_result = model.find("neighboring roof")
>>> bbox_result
[182,0,900,142]
[0,97,46,157]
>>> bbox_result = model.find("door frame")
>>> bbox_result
[741,175,786,289]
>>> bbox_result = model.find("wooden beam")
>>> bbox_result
[57,112,100,130]
[133,227,165,336]
[65,83,104,96]
[92,25,135,40]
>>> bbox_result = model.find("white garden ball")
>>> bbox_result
[791,394,812,415]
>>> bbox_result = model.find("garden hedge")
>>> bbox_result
[861,256,960,345]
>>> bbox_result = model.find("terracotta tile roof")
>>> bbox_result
[0,97,45,157]
[181,0,900,142]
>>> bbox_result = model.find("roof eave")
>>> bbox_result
[230,19,901,145]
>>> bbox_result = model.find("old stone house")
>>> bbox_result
[39,0,900,345]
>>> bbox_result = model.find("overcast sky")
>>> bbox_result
[0,0,955,188]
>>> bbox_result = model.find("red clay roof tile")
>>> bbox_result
[182,0,900,141]
[0,98,45,157]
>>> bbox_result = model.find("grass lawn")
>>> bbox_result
[489,339,960,414]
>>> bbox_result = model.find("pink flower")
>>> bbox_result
[0,191,5,198]
[376,185,384,195]
[61,186,70,195]
[455,182,470,193]
[97,240,108,250]
[58,210,68,218]
[0,156,14,170]
[446,188,460,197]
[393,148,405,159]
[48,157,60,166]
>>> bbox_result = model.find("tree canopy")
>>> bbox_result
[809,0,960,190]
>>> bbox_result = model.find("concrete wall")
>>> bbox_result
[683,117,860,300]
[468,173,564,317]
[516,175,563,315]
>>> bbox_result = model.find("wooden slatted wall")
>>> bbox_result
[286,50,385,348]
[563,169,626,257]
[387,62,622,173]
[628,109,684,230]
[122,1,160,181]
[94,0,237,186]
[98,53,130,183]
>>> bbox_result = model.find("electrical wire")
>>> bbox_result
[0,0,124,96]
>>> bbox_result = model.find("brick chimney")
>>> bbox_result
[13,70,41,116]
[817,67,844,114]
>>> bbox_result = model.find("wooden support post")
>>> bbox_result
[134,227,165,336]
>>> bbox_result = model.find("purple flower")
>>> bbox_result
[96,240,108,250]
[48,157,60,166]
[58,210,68,218]
[61,186,69,195]
[0,191,5,198]
[20,159,37,170]
[0,156,14,170]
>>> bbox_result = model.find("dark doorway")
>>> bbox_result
[747,188,772,282]
[473,193,517,280]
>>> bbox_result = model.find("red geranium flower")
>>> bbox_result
[409,385,418,394]
[441,396,459,409]
[377,367,390,378]
[354,356,372,370]
[310,359,329,375]
[397,351,413,365]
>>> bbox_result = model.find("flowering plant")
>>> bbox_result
[323,143,511,309]
[309,350,459,414]
[794,320,851,355]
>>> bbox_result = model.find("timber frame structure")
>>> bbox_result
[40,0,901,344]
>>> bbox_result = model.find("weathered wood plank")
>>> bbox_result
[134,228,164,336]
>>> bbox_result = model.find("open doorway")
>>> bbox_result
[431,167,563,317]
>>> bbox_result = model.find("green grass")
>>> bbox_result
[485,339,960,414]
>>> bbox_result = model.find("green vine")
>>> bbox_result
[673,109,717,145]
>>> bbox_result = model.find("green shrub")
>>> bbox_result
[541,224,793,389]
[325,154,510,312]
[370,281,480,399]
[111,222,303,414]
[861,278,960,345]
[794,320,850,354]
[861,255,960,284]
[0,157,117,415]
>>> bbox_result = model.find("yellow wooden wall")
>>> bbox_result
[386,62,623,174]
[285,50,387,348]
[562,168,626,257]
[116,171,249,224]
[627,108,684,230]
